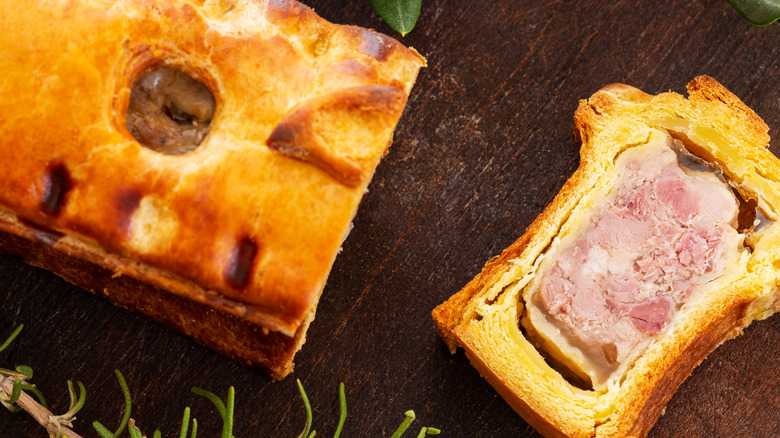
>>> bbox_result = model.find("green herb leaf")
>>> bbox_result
[369,0,422,36]
[94,421,116,438]
[191,386,234,438]
[15,364,33,379]
[62,380,86,420]
[114,369,133,436]
[191,387,226,418]
[333,382,347,438]
[390,410,416,438]
[179,407,191,438]
[20,384,48,410]
[417,426,441,436]
[7,378,22,404]
[0,325,22,354]
[728,0,780,25]
[224,386,234,438]
[128,420,144,438]
[1,327,441,438]
[295,379,313,438]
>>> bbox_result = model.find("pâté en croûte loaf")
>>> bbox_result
[0,0,425,379]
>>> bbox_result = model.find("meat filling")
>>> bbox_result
[523,134,745,389]
[126,68,216,155]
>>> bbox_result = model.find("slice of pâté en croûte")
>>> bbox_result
[434,76,779,437]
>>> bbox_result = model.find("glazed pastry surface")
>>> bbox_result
[0,0,424,336]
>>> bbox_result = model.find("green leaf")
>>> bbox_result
[179,407,191,438]
[224,386,234,438]
[728,0,780,25]
[333,382,347,438]
[113,370,133,437]
[0,324,23,354]
[191,386,233,438]
[15,364,32,379]
[369,0,422,36]
[191,387,226,419]
[7,378,22,404]
[20,384,48,410]
[128,421,144,438]
[390,410,416,438]
[62,381,86,420]
[295,379,313,438]
[93,421,116,438]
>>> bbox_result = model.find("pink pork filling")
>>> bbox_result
[536,145,738,369]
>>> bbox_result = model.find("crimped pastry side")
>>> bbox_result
[0,0,425,378]
[433,76,779,437]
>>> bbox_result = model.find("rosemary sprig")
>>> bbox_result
[2,324,441,437]
[0,325,85,438]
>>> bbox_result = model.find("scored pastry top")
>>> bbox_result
[0,0,425,336]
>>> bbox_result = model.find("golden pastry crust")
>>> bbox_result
[433,76,779,437]
[0,0,424,378]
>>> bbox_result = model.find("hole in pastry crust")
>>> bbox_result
[666,130,769,240]
[42,163,72,215]
[734,188,758,235]
[227,237,258,288]
[126,67,216,155]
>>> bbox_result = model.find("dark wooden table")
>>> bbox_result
[1,1,779,437]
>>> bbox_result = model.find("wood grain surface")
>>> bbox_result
[1,0,779,437]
